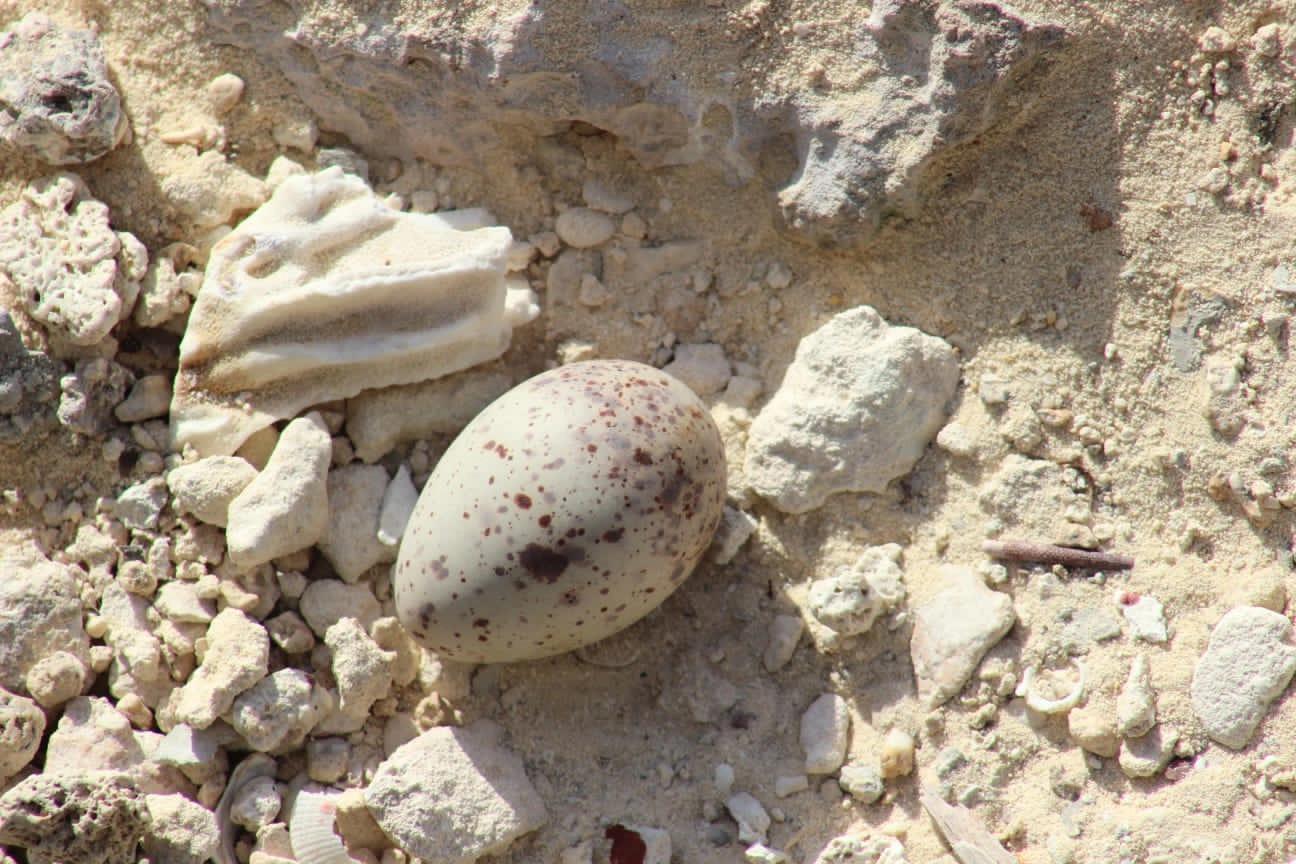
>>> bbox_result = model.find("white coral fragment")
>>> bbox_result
[0,173,145,346]
[170,167,540,456]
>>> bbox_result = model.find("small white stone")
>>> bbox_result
[910,566,1015,708]
[714,763,735,796]
[712,506,758,564]
[1116,655,1156,738]
[207,73,245,115]
[298,579,381,638]
[115,477,168,531]
[762,615,803,672]
[317,463,394,582]
[23,651,87,709]
[317,618,394,734]
[839,762,884,803]
[306,736,349,784]
[154,581,216,624]
[555,207,616,248]
[662,343,731,397]
[1119,593,1168,643]
[0,687,44,784]
[800,693,849,775]
[115,375,173,423]
[774,775,808,798]
[167,456,258,529]
[725,792,771,844]
[377,465,418,547]
[1118,725,1178,779]
[143,792,221,864]
[162,608,269,729]
[745,843,790,864]
[229,668,326,753]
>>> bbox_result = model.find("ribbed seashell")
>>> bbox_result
[170,166,539,457]
[289,787,353,864]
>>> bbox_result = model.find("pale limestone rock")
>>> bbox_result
[663,342,731,397]
[318,463,393,582]
[1191,606,1296,749]
[801,693,850,775]
[0,546,90,693]
[164,608,269,729]
[318,618,394,734]
[226,414,330,568]
[23,650,87,709]
[167,455,257,527]
[909,566,1014,708]
[555,207,616,248]
[365,721,547,863]
[115,374,173,423]
[726,792,771,844]
[228,668,326,753]
[762,615,803,673]
[142,793,221,864]
[745,306,959,513]
[1116,655,1156,739]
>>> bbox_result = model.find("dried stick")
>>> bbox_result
[982,539,1134,571]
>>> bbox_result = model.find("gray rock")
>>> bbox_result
[0,772,146,864]
[745,306,959,513]
[115,477,169,532]
[58,357,132,436]
[839,762,885,804]
[0,311,59,442]
[365,721,546,863]
[199,0,1060,247]
[0,548,90,693]
[1190,606,1296,749]
[0,13,128,164]
[800,693,850,775]
[910,566,1015,708]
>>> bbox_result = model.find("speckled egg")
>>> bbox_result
[394,359,727,663]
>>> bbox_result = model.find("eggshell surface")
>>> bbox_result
[395,359,727,663]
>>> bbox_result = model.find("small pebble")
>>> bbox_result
[801,693,850,775]
[555,207,615,248]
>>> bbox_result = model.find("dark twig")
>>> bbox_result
[982,539,1134,571]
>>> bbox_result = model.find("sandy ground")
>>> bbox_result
[6,0,1296,862]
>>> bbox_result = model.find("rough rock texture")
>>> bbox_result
[0,546,91,694]
[318,618,394,734]
[43,696,147,777]
[225,414,331,568]
[365,721,547,863]
[0,174,145,347]
[298,579,381,638]
[228,668,325,753]
[745,305,959,512]
[58,357,132,436]
[805,544,906,650]
[0,310,59,441]
[1190,606,1296,750]
[199,0,1060,246]
[910,566,1015,708]
[166,455,257,527]
[0,686,44,784]
[0,772,147,864]
[142,793,221,864]
[162,608,269,730]
[0,13,128,164]
[317,464,394,582]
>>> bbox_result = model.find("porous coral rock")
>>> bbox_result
[161,608,269,730]
[0,687,44,785]
[0,173,144,347]
[0,772,146,864]
[0,544,91,694]
[744,305,959,513]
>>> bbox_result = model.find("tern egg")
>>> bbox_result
[394,359,727,663]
